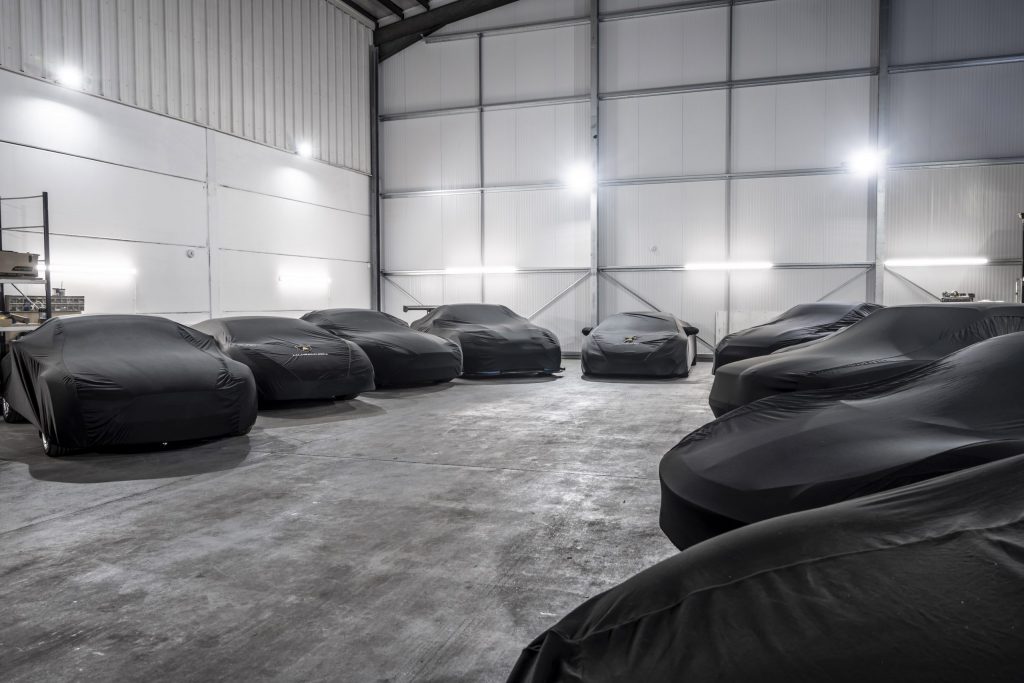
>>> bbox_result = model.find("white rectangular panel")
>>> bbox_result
[729,268,871,326]
[891,0,1024,65]
[437,0,589,35]
[382,274,484,325]
[380,39,479,115]
[884,265,1016,305]
[731,76,873,172]
[484,189,590,268]
[483,102,590,186]
[381,113,481,192]
[599,181,728,267]
[482,24,590,103]
[382,194,482,271]
[730,174,870,263]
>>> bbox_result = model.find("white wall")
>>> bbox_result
[380,0,1024,349]
[0,70,370,324]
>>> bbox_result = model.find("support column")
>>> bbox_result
[869,0,891,303]
[589,0,600,326]
[369,45,382,310]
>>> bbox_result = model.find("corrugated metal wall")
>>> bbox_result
[0,0,371,172]
[379,0,1024,349]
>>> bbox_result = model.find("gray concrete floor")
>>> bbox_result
[0,360,716,682]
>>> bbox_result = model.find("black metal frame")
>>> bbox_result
[0,191,53,321]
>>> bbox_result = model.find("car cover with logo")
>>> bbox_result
[662,332,1024,550]
[410,304,562,376]
[709,302,1024,416]
[1,315,257,454]
[193,316,375,401]
[581,312,698,377]
[508,453,1024,683]
[713,301,881,372]
[301,308,462,386]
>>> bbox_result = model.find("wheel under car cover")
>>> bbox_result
[508,453,1024,683]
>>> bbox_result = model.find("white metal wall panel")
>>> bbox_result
[217,187,369,263]
[0,68,205,180]
[382,274,483,324]
[436,0,589,35]
[887,164,1024,260]
[381,113,481,192]
[730,268,871,322]
[0,141,206,247]
[380,38,479,115]
[484,189,590,268]
[599,181,728,267]
[382,194,482,271]
[484,271,593,353]
[731,76,872,172]
[600,0,710,12]
[889,63,1024,164]
[884,265,1017,305]
[219,250,370,314]
[730,175,870,263]
[0,0,371,172]
[891,0,1024,65]
[600,90,727,179]
[482,25,590,104]
[599,8,729,94]
[732,0,876,80]
[483,102,590,186]
[598,270,726,346]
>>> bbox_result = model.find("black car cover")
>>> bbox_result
[192,316,375,401]
[508,453,1024,683]
[709,302,1024,416]
[301,308,462,386]
[712,301,881,372]
[581,312,698,377]
[1,315,257,451]
[662,332,1024,550]
[410,304,562,376]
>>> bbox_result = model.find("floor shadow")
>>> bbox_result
[370,382,455,399]
[456,374,563,385]
[256,399,385,428]
[2,435,253,484]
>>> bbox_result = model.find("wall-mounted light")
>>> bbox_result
[684,261,774,271]
[845,147,887,177]
[444,266,517,275]
[296,141,313,158]
[55,66,83,90]
[885,257,989,267]
[279,272,331,285]
[564,163,595,194]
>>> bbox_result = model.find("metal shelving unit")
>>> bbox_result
[0,191,53,322]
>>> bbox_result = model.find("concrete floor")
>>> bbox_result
[0,360,716,682]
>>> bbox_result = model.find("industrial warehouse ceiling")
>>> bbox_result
[335,0,520,59]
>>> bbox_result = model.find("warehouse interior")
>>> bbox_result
[2,0,1024,680]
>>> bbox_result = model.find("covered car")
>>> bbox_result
[581,312,698,377]
[662,332,1024,550]
[508,454,1024,683]
[1,315,257,456]
[411,304,562,376]
[709,302,1024,416]
[713,301,881,372]
[192,316,375,401]
[302,308,462,386]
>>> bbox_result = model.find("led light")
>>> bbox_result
[684,261,774,271]
[46,263,137,277]
[296,141,313,158]
[565,163,596,193]
[279,272,331,285]
[55,66,83,90]
[444,266,517,275]
[846,147,887,177]
[885,257,989,267]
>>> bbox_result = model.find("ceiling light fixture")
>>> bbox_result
[684,261,774,271]
[885,257,989,267]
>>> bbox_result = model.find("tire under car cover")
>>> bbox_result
[410,304,562,376]
[301,308,462,386]
[508,453,1024,683]
[709,302,1024,416]
[662,331,1024,550]
[712,301,881,372]
[581,312,698,377]
[193,317,375,401]
[1,315,257,450]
